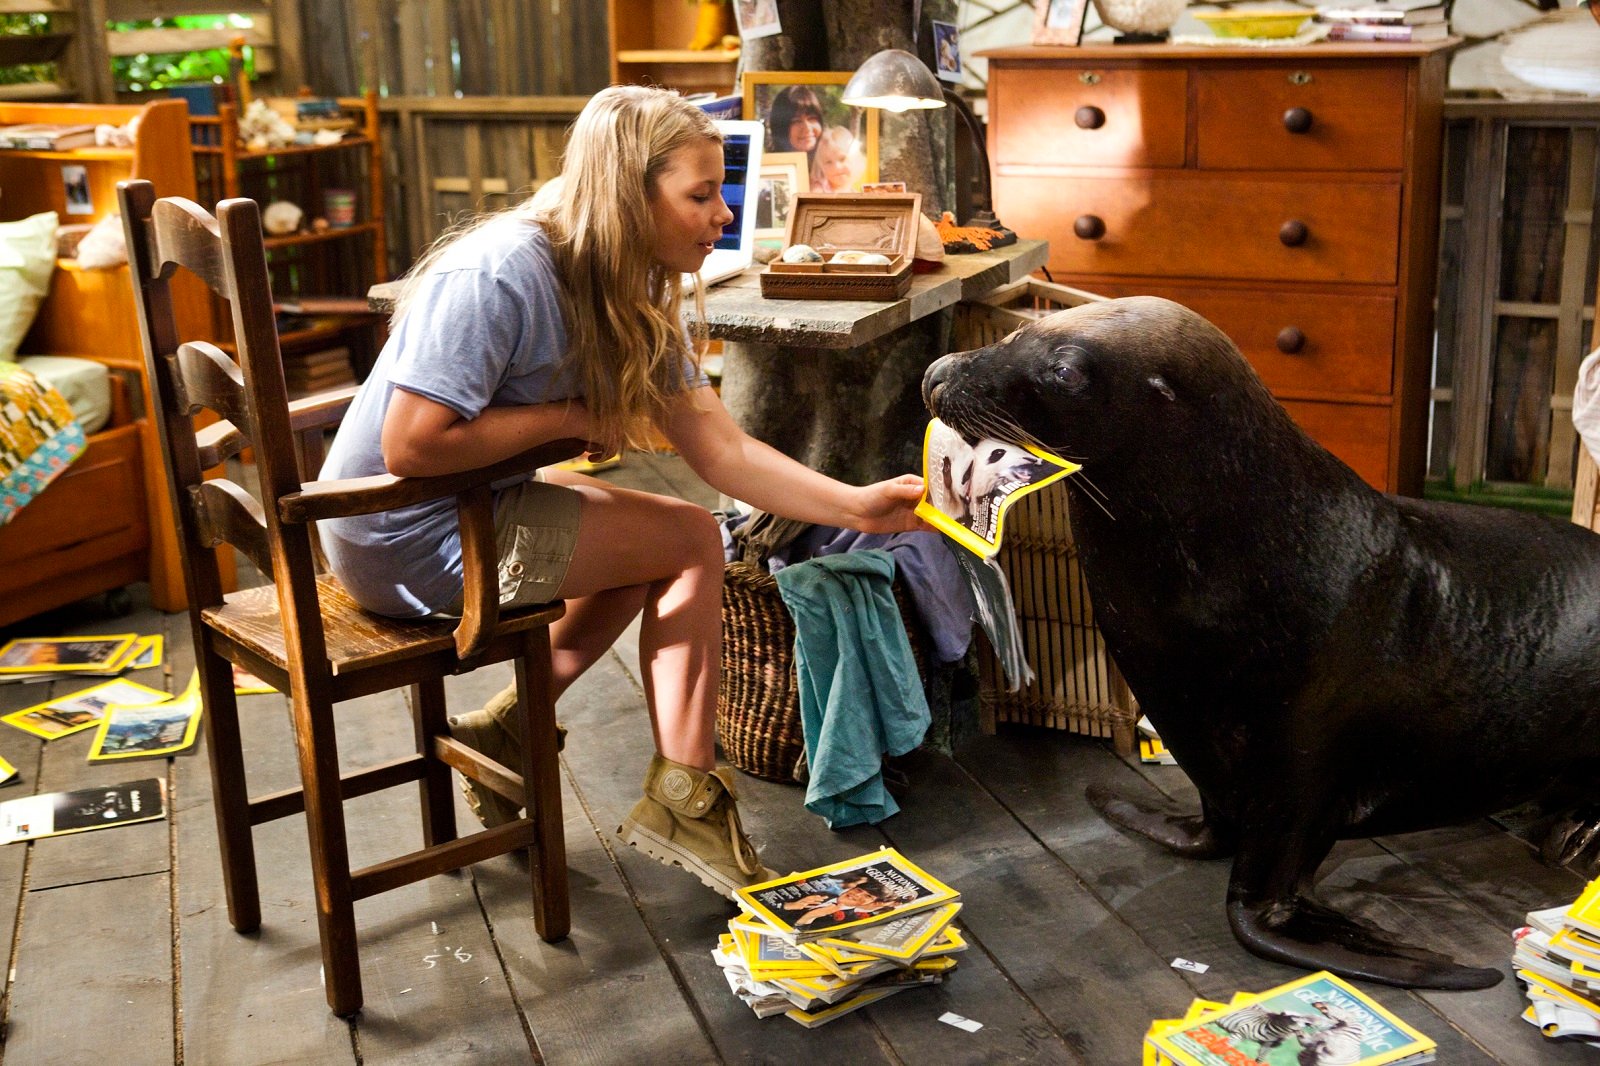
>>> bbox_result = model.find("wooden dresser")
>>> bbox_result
[980,42,1454,494]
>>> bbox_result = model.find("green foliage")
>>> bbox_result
[107,14,257,93]
[0,13,56,87]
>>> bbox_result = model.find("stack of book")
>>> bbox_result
[1317,0,1449,41]
[713,847,965,1027]
[1512,876,1600,1044]
[0,122,96,150]
[1144,971,1436,1065]
[282,346,355,398]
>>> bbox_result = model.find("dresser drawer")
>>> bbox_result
[990,65,1187,169]
[1194,64,1408,172]
[997,173,1401,285]
[1279,399,1392,491]
[1086,282,1396,397]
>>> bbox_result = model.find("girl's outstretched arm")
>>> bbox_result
[659,385,924,533]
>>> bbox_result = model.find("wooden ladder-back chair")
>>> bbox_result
[118,178,582,1016]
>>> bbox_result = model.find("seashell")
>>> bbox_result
[830,250,891,266]
[262,200,304,236]
[780,243,823,263]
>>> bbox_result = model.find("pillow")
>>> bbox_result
[16,355,112,436]
[75,212,128,270]
[0,211,59,360]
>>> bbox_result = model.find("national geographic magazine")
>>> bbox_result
[1146,970,1436,1066]
[915,418,1078,558]
[735,847,960,944]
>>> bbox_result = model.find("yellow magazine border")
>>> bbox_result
[818,901,964,963]
[0,633,139,675]
[85,672,203,762]
[914,419,1079,560]
[734,846,959,943]
[2,677,170,740]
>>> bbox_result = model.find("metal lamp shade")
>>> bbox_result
[842,49,946,113]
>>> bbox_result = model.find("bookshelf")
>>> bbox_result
[608,0,740,97]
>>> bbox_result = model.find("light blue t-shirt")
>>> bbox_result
[320,216,577,617]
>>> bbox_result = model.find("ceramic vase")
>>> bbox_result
[1092,0,1189,36]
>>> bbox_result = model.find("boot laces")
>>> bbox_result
[721,798,760,877]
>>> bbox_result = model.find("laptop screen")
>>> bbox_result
[693,119,765,287]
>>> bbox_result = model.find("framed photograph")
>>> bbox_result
[60,163,93,215]
[743,71,880,194]
[1033,0,1090,45]
[754,151,809,239]
[931,20,963,83]
[732,0,782,39]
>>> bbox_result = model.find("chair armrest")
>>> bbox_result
[278,438,588,524]
[194,384,360,470]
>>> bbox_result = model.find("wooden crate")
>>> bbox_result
[977,482,1139,755]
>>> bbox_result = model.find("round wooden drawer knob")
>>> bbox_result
[1074,214,1106,241]
[1279,219,1309,247]
[1283,107,1314,134]
[1276,326,1306,354]
[1075,106,1106,130]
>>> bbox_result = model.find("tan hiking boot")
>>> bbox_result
[448,682,567,829]
[617,754,777,899]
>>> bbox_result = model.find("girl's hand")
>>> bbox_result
[848,474,927,533]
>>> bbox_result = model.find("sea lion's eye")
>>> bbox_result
[1050,345,1089,392]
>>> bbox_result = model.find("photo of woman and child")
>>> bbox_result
[760,83,869,194]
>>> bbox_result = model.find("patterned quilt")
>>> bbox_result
[0,361,85,525]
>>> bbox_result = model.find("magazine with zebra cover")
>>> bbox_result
[1146,971,1436,1066]
[915,418,1078,559]
[734,847,960,944]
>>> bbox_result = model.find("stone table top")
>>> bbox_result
[367,239,1049,351]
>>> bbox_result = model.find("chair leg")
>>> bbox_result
[515,628,570,942]
[198,648,260,933]
[409,677,457,848]
[285,685,363,1016]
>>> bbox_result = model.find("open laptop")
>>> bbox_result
[689,119,765,289]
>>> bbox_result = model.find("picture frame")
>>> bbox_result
[1033,0,1090,45]
[931,19,963,83]
[754,151,810,240]
[742,71,880,194]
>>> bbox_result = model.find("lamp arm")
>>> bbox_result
[941,86,993,222]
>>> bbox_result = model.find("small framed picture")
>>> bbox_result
[743,71,880,194]
[931,20,962,83]
[754,151,810,240]
[60,163,93,216]
[733,0,782,39]
[1033,0,1090,45]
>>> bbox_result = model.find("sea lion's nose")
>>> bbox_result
[923,356,953,411]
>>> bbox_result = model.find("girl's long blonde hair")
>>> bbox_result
[392,85,719,457]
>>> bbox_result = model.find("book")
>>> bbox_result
[0,122,96,150]
[86,669,203,762]
[1318,3,1445,23]
[915,418,1078,559]
[0,778,165,843]
[1146,971,1436,1066]
[2,677,171,740]
[735,847,961,944]
[0,634,139,675]
[1323,20,1448,40]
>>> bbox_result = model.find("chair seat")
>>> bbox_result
[203,574,564,676]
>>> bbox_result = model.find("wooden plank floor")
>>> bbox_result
[0,451,1589,1064]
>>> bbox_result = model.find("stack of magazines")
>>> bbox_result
[1144,971,1435,1065]
[712,847,965,1027]
[1512,876,1600,1044]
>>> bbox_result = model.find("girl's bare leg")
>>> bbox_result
[546,470,723,770]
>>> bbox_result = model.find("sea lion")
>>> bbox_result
[922,295,1600,990]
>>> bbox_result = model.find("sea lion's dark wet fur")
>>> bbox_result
[923,296,1600,990]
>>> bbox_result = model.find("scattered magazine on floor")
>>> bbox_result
[716,848,964,1025]
[87,670,203,762]
[231,663,276,695]
[915,418,1078,559]
[0,756,18,786]
[736,847,961,944]
[0,634,139,676]
[1145,970,1436,1066]
[0,778,165,843]
[1137,716,1177,766]
[1512,876,1600,1045]
[2,678,170,740]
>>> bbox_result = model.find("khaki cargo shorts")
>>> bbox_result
[441,474,580,615]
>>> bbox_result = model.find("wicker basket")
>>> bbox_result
[977,485,1139,753]
[953,277,1107,350]
[717,561,927,782]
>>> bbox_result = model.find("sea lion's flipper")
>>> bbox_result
[1225,892,1503,990]
[1085,784,1236,858]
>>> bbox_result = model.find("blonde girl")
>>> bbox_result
[810,125,862,193]
[318,86,924,899]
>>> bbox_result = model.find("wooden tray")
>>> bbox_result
[761,192,921,301]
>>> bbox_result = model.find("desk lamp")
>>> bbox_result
[841,47,1016,253]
